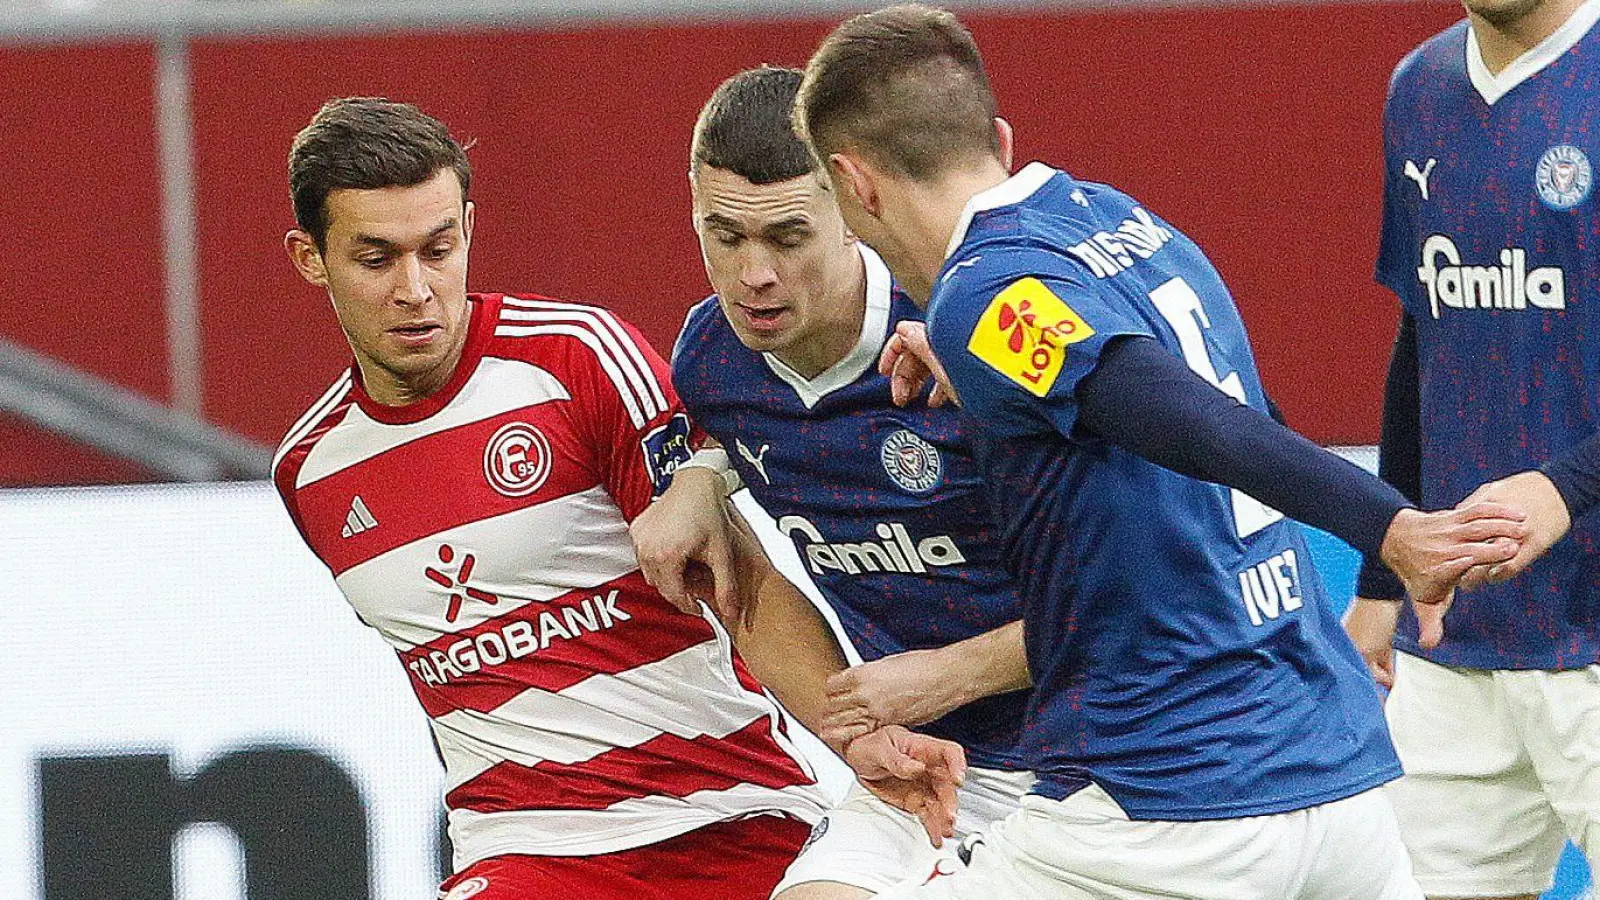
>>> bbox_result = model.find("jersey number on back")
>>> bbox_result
[1148,277,1284,539]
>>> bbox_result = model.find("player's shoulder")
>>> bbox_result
[671,294,734,367]
[1387,20,1470,101]
[485,290,671,423]
[272,368,356,492]
[486,291,660,369]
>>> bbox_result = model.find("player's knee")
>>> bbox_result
[774,881,875,900]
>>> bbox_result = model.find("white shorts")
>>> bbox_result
[872,784,1421,900]
[772,766,1035,896]
[1386,651,1600,897]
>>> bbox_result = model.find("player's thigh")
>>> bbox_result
[1514,663,1600,865]
[1298,787,1423,900]
[1386,653,1567,898]
[773,782,952,897]
[643,815,814,900]
[925,786,1415,900]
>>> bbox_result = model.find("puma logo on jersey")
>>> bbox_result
[1403,158,1437,200]
[1239,550,1303,626]
[340,496,378,537]
[406,589,631,686]
[1417,234,1565,319]
[778,515,967,576]
[736,438,772,485]
[1064,207,1173,279]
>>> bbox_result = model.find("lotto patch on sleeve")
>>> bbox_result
[641,412,694,495]
[966,277,1095,397]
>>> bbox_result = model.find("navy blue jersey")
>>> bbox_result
[927,163,1399,819]
[1378,9,1600,669]
[672,244,1029,770]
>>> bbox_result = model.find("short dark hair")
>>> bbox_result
[691,66,817,185]
[288,97,472,248]
[797,4,998,179]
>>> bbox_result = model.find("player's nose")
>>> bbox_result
[739,255,778,290]
[394,254,432,305]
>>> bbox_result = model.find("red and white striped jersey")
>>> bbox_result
[273,293,824,869]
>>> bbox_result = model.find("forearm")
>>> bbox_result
[723,517,849,742]
[930,620,1030,711]
[1077,337,1409,558]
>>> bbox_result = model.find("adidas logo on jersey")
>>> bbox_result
[340,496,378,538]
[777,515,967,577]
[1417,234,1565,319]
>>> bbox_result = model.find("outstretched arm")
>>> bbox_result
[823,620,1029,742]
[709,513,967,846]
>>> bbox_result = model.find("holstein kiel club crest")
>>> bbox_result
[881,429,942,494]
[1536,144,1593,211]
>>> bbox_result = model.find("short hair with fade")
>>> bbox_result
[691,66,817,185]
[288,97,472,248]
[796,4,999,180]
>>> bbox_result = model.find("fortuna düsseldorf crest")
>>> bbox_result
[483,422,552,497]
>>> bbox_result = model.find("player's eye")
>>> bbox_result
[711,230,742,248]
[357,255,389,270]
[424,243,453,261]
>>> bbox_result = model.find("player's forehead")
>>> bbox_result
[323,169,465,249]
[693,166,829,230]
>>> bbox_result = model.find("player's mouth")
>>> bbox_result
[390,322,443,348]
[736,303,789,333]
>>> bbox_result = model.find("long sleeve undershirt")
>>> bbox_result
[1356,314,1420,600]
[1074,336,1409,560]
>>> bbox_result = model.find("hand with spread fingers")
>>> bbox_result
[840,725,967,848]
[1377,502,1528,649]
[1456,470,1572,590]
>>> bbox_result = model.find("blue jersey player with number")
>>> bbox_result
[795,6,1532,899]
[632,67,1033,900]
[1344,0,1600,895]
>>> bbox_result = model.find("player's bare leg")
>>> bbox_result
[775,882,874,900]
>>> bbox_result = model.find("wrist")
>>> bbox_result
[673,447,741,495]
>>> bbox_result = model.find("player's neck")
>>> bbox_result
[895,163,1011,306]
[355,336,468,407]
[770,246,868,380]
[1470,0,1586,73]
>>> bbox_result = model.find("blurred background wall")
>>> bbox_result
[2,0,1460,485]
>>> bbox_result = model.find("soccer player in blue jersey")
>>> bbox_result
[791,5,1535,898]
[632,66,1035,899]
[1342,0,1600,895]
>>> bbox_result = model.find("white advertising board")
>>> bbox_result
[0,482,848,900]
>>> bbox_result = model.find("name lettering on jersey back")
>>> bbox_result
[1238,551,1302,627]
[1065,207,1174,279]
[778,515,967,577]
[1417,234,1565,319]
[407,589,631,686]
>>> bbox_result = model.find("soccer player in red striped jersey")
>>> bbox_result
[270,97,956,900]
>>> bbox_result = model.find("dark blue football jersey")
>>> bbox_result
[1378,9,1600,669]
[672,244,1029,771]
[927,163,1399,819]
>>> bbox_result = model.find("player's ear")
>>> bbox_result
[462,200,476,248]
[828,152,880,218]
[995,117,1015,171]
[285,229,329,288]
